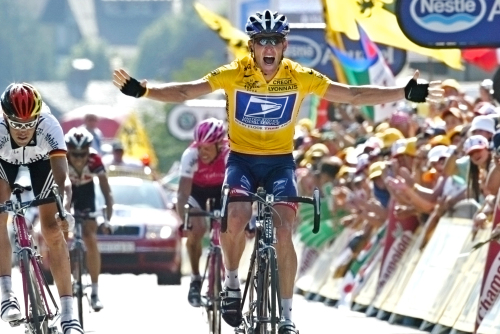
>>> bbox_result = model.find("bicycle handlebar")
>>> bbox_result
[0,185,65,220]
[220,186,321,234]
[183,204,221,231]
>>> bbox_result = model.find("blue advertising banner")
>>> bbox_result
[285,26,407,81]
[396,0,500,48]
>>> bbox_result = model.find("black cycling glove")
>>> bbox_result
[404,78,429,102]
[120,76,147,98]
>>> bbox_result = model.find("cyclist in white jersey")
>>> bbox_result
[177,118,229,307]
[0,83,83,334]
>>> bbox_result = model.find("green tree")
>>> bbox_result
[135,6,228,173]
[0,0,55,88]
[58,37,112,80]
[141,105,189,174]
[134,5,227,81]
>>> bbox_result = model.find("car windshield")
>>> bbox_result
[106,179,167,210]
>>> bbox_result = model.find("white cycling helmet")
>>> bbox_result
[65,127,93,150]
[245,10,290,37]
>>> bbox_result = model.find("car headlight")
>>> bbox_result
[145,225,173,239]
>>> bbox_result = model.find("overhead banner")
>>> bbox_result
[396,0,500,48]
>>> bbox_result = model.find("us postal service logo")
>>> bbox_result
[235,91,297,130]
[410,0,487,33]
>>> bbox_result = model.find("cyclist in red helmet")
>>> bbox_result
[0,83,83,333]
[177,118,229,307]
[113,9,443,333]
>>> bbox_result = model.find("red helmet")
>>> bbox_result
[1,83,43,120]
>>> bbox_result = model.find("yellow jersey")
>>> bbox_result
[203,56,332,155]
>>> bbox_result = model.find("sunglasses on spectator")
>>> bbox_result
[70,151,88,158]
[6,117,39,130]
[255,36,283,46]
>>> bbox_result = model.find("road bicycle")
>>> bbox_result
[184,199,224,334]
[5,184,67,334]
[70,209,105,330]
[220,186,320,334]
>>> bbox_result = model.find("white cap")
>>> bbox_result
[478,103,498,115]
[356,153,370,172]
[463,135,489,155]
[428,145,449,163]
[470,115,495,134]
[391,138,407,157]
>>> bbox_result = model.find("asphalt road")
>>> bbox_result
[0,268,430,334]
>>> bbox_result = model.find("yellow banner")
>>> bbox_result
[323,0,463,70]
[194,2,249,59]
[116,112,158,168]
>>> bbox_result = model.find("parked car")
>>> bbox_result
[37,174,183,285]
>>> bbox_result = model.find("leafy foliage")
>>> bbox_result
[134,6,227,81]
[141,105,189,174]
[58,38,112,80]
[0,0,55,88]
[135,7,228,173]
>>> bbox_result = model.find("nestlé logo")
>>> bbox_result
[410,0,486,32]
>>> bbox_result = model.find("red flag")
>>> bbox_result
[475,196,500,333]
[462,48,500,72]
[376,200,420,295]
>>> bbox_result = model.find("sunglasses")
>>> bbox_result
[6,117,39,130]
[255,36,283,46]
[70,151,88,158]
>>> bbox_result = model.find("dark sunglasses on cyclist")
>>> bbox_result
[70,151,88,158]
[6,117,39,130]
[255,36,283,46]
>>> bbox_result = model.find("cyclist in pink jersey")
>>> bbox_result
[177,118,228,307]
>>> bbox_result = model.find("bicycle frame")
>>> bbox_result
[185,204,224,334]
[70,212,91,330]
[7,185,62,334]
[221,186,320,334]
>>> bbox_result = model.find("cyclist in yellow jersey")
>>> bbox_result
[113,9,443,334]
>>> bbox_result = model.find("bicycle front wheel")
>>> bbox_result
[210,250,223,334]
[21,251,49,334]
[71,246,85,329]
[256,248,280,334]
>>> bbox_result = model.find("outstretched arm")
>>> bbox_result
[323,70,443,106]
[113,68,212,103]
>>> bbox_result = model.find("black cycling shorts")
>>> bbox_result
[0,158,54,198]
[188,184,222,211]
[72,181,96,213]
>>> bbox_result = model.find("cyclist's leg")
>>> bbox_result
[221,159,253,282]
[82,218,104,311]
[0,162,22,322]
[219,154,254,327]
[185,193,207,307]
[74,184,103,310]
[28,160,83,332]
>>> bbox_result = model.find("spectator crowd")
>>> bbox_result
[292,78,500,290]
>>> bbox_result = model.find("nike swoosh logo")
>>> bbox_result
[244,74,252,77]
[225,301,239,306]
[407,87,412,99]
